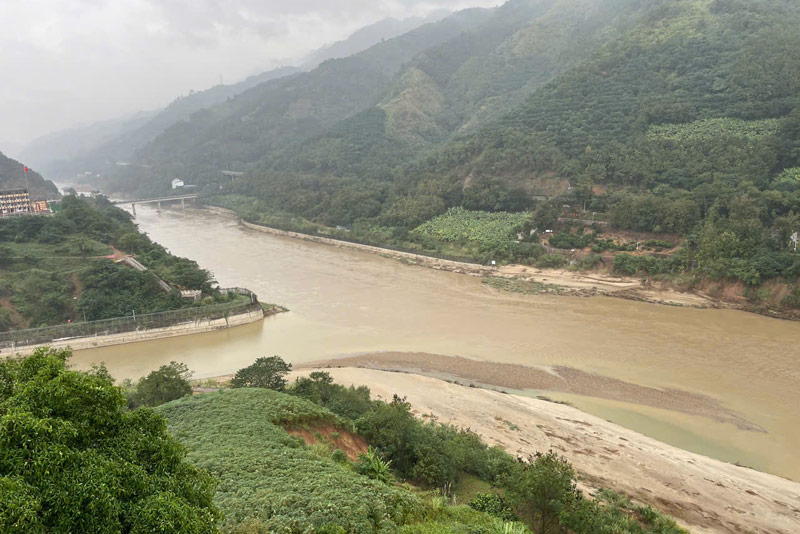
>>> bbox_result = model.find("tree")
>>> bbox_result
[68,235,93,260]
[292,372,375,420]
[230,356,292,390]
[0,348,219,533]
[128,361,193,408]
[504,451,580,534]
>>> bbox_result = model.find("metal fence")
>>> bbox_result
[0,288,261,350]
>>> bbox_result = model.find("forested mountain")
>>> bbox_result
[18,67,301,181]
[93,6,497,196]
[0,151,59,199]
[23,14,445,186]
[83,0,800,296]
[16,111,156,179]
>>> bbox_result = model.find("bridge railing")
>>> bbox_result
[112,195,199,205]
[0,288,260,350]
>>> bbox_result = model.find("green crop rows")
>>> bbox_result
[413,208,529,248]
[158,389,420,532]
[647,117,781,142]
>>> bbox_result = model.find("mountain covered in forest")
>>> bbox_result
[39,0,800,299]
[18,14,447,182]
[87,0,800,198]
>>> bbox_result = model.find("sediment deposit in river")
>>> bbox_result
[71,205,800,481]
[293,368,800,534]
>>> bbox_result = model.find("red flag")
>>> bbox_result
[24,166,28,173]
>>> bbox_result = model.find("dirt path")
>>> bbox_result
[293,367,800,534]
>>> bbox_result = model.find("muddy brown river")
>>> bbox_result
[72,205,800,480]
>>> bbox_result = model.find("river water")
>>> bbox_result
[72,205,800,480]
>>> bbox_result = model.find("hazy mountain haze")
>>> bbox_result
[0,0,498,154]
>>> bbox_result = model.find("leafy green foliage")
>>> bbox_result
[0,195,214,329]
[502,452,687,534]
[356,395,514,489]
[0,348,219,533]
[413,208,529,250]
[231,356,292,391]
[128,361,193,408]
[647,118,781,142]
[504,452,579,533]
[77,262,184,321]
[157,388,419,532]
[356,446,394,483]
[547,231,594,250]
[292,371,374,420]
[469,493,518,522]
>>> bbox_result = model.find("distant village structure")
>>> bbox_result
[0,189,56,217]
[171,178,185,189]
[0,189,31,216]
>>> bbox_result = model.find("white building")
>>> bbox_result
[171,178,185,189]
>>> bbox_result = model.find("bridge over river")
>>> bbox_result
[112,194,198,217]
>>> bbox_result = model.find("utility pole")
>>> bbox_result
[23,165,31,212]
[791,232,798,253]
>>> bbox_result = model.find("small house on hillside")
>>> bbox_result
[171,178,185,189]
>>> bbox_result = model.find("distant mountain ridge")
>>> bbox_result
[20,14,447,183]
[301,11,452,69]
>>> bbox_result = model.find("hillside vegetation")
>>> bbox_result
[156,369,687,534]
[0,152,58,199]
[64,0,800,311]
[0,196,215,330]
[20,14,446,181]
[158,389,421,533]
[1,347,689,532]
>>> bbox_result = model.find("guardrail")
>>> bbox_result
[0,288,260,350]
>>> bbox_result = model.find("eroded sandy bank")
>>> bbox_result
[293,367,800,534]
[300,352,760,432]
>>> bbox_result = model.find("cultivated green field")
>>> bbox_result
[412,208,529,249]
[157,388,527,533]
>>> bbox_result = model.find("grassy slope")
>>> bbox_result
[0,196,216,330]
[157,388,530,533]
[157,389,420,532]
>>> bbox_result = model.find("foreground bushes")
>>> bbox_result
[158,388,418,533]
[0,348,219,533]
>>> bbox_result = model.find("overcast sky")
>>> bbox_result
[1,0,498,154]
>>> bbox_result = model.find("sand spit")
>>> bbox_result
[294,367,800,534]
[301,352,761,432]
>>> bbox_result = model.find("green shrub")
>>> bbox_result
[548,231,594,250]
[127,361,193,408]
[535,254,568,269]
[0,348,219,533]
[356,447,394,483]
[469,493,518,522]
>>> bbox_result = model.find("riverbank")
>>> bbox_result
[300,352,761,431]
[0,305,283,357]
[291,366,800,534]
[201,205,797,317]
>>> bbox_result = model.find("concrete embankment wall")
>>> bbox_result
[1,308,265,357]
[199,206,494,277]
